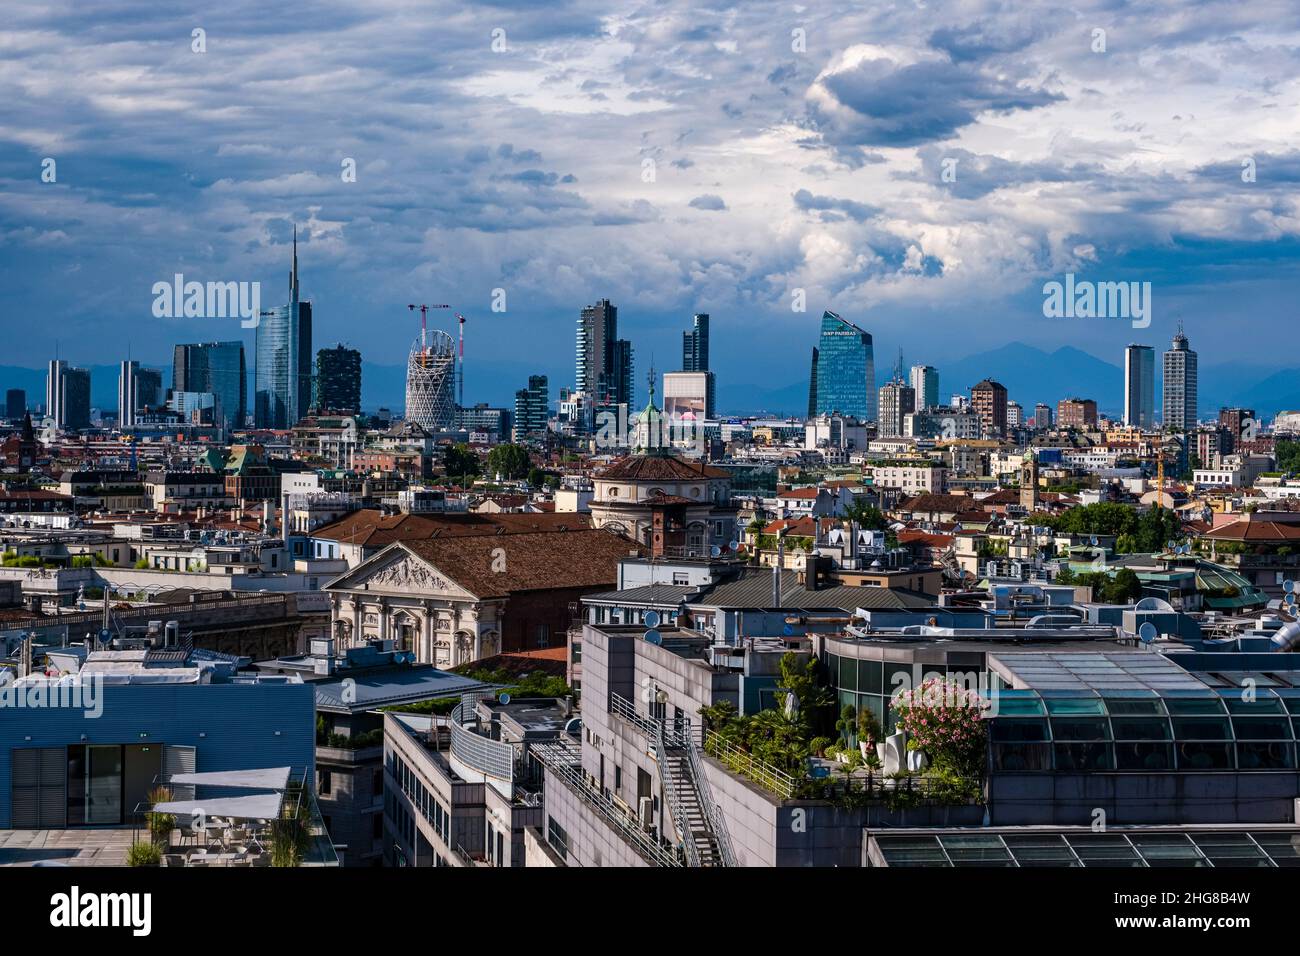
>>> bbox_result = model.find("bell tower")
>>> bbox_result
[1020,451,1039,512]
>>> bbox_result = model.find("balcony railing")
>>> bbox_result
[702,732,797,799]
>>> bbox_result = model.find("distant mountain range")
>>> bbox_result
[4,343,1298,423]
[725,343,1300,421]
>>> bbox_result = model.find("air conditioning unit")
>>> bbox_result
[638,796,654,830]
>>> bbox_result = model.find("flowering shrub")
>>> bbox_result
[890,677,988,777]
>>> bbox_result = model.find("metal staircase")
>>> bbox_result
[655,720,735,868]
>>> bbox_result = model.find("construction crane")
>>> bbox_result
[407,304,450,367]
[455,312,467,413]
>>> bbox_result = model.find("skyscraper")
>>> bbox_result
[255,228,312,428]
[576,299,633,408]
[314,344,362,414]
[119,361,139,429]
[46,360,90,431]
[174,341,247,434]
[1163,329,1198,430]
[513,374,549,439]
[681,313,715,415]
[909,365,939,411]
[1124,344,1155,429]
[810,311,876,422]
[5,389,25,420]
[682,313,709,372]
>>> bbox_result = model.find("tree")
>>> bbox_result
[486,444,530,480]
[843,498,888,530]
[527,466,546,488]
[1103,568,1143,604]
[443,443,481,482]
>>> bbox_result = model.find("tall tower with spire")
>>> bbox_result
[254,225,313,428]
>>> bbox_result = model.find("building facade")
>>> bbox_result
[1163,329,1198,430]
[315,344,362,414]
[173,341,247,434]
[1124,344,1155,429]
[811,311,876,422]
[256,230,313,429]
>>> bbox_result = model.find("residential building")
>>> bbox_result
[970,379,1008,437]
[513,375,549,439]
[315,344,362,414]
[1163,328,1198,430]
[1057,397,1098,429]
[909,365,939,411]
[877,379,915,438]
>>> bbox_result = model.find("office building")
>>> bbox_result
[1033,403,1053,430]
[1007,401,1023,428]
[1218,407,1256,454]
[513,375,549,439]
[1124,344,1155,429]
[173,341,247,434]
[682,313,709,372]
[681,314,715,414]
[460,404,512,442]
[256,228,313,429]
[970,379,1007,437]
[45,360,91,431]
[314,344,362,414]
[5,389,25,420]
[877,378,915,439]
[1163,328,1198,431]
[810,311,876,422]
[116,361,161,428]
[909,365,939,411]
[663,371,712,421]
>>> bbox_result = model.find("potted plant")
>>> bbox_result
[127,840,161,867]
[145,785,175,847]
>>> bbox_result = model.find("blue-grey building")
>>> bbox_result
[256,228,313,429]
[810,311,876,423]
[173,340,247,434]
[0,651,314,829]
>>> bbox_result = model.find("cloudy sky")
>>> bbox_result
[2,0,1298,408]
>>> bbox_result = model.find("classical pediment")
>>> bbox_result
[328,546,478,600]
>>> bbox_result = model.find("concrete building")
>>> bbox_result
[1163,328,1199,430]
[970,379,1007,437]
[1124,344,1155,428]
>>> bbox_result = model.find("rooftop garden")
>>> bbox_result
[699,657,987,810]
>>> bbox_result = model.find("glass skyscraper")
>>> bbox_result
[255,228,312,429]
[810,311,876,422]
[174,341,246,434]
[1124,344,1155,429]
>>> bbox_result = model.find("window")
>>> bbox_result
[547,816,569,861]
[318,770,332,794]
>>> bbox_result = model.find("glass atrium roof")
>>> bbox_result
[870,829,1300,867]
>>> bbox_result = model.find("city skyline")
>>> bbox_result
[2,2,1297,394]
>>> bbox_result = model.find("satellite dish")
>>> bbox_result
[1285,580,1295,594]
[1090,535,1099,546]
[710,545,722,557]
[499,692,511,705]
[1286,592,1297,607]
[1138,622,1158,644]
[643,610,661,629]
[728,540,739,551]
[782,623,794,636]
[644,630,662,645]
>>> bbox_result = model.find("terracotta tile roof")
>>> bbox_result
[1201,520,1300,542]
[762,516,818,536]
[897,529,956,548]
[777,487,820,499]
[898,493,978,514]
[401,529,642,599]
[313,509,591,547]
[597,454,729,481]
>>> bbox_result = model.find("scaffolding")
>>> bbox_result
[405,329,456,430]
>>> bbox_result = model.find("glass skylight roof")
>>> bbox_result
[870,829,1300,867]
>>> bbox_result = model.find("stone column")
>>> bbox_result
[421,602,435,664]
